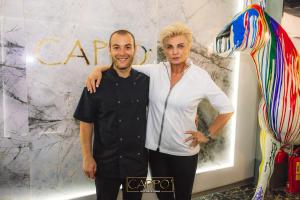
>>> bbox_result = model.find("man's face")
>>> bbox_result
[109,33,135,70]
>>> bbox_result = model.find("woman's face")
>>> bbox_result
[163,35,191,66]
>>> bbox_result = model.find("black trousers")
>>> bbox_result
[95,177,143,200]
[149,150,198,200]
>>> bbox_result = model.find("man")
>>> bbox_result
[74,30,149,200]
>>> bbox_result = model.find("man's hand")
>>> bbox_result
[82,156,97,179]
[184,130,210,147]
[79,121,95,179]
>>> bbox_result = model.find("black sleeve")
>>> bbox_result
[146,76,149,106]
[73,88,97,123]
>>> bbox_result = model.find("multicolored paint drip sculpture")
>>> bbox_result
[216,0,300,199]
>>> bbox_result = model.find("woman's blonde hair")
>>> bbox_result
[159,22,192,46]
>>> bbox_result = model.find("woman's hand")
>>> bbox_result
[86,67,101,93]
[85,65,110,93]
[184,130,210,147]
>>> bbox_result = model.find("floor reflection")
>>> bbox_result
[193,182,300,200]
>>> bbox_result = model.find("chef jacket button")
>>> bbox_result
[118,119,122,123]
[133,82,136,85]
[119,155,123,158]
[137,153,141,156]
[115,83,119,86]
[136,117,140,120]
[117,100,121,104]
[136,99,140,103]
[137,135,141,139]
[120,137,123,141]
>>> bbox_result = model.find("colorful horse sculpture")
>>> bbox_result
[216,1,300,200]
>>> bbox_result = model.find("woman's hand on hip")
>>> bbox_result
[184,130,209,147]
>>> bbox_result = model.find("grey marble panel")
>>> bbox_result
[30,121,88,199]
[1,16,4,137]
[0,136,31,200]
[0,15,30,200]
[1,17,29,138]
[0,0,24,18]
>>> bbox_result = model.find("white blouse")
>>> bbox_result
[133,61,233,156]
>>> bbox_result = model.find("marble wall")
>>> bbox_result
[0,0,242,199]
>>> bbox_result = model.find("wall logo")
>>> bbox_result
[126,177,174,193]
[34,37,151,66]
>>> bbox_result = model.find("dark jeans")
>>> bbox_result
[95,177,143,200]
[149,150,198,200]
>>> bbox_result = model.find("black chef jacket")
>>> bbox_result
[74,67,149,179]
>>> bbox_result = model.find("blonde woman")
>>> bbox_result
[86,23,233,199]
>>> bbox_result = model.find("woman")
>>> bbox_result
[86,23,233,200]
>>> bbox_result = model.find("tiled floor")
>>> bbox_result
[193,182,300,200]
[74,181,300,200]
